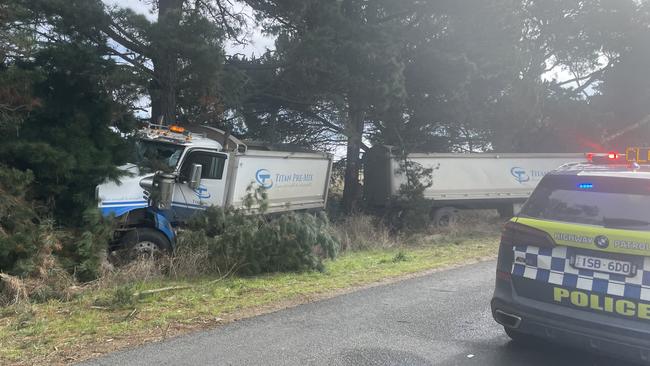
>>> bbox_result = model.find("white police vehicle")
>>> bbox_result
[492,148,650,363]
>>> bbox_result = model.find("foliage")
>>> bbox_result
[0,165,43,276]
[181,193,339,275]
[0,41,132,223]
[0,164,111,286]
[389,154,437,232]
[23,0,245,125]
[58,209,113,282]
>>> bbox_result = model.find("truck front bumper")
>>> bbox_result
[492,276,650,364]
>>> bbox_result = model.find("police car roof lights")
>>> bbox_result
[585,151,625,164]
[586,147,650,168]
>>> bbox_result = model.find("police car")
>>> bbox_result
[491,148,650,363]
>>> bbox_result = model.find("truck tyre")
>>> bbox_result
[432,207,459,227]
[120,228,172,260]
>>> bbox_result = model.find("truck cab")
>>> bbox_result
[96,124,235,258]
[96,124,333,259]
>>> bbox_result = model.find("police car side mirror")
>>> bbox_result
[189,164,202,190]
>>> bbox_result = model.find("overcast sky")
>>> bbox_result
[102,0,275,57]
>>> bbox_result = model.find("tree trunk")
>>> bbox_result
[150,0,182,124]
[342,98,365,213]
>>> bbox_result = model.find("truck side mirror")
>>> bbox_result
[189,164,203,190]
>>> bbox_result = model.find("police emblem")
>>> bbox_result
[594,235,610,249]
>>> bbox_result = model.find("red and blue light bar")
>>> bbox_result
[586,147,650,165]
[586,152,625,164]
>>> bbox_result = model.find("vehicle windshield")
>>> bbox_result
[134,140,184,172]
[520,175,650,231]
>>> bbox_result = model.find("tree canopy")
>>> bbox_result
[2,0,650,213]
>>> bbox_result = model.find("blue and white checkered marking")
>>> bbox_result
[512,245,650,301]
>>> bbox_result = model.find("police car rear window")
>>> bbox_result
[520,175,650,231]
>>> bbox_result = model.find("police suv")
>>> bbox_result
[492,148,650,363]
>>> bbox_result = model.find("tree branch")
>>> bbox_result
[555,59,614,91]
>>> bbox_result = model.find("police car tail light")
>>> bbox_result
[501,222,555,248]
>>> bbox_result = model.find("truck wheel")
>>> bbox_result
[120,228,172,260]
[432,207,459,227]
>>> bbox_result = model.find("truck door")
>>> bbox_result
[172,149,229,219]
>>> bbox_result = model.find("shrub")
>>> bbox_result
[0,164,111,301]
[180,204,340,276]
[58,209,113,282]
[0,166,43,276]
[386,154,438,232]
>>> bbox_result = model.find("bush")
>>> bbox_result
[0,164,111,303]
[180,205,340,276]
[386,154,437,232]
[58,209,113,282]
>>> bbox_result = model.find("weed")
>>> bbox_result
[111,285,135,308]
[392,251,409,263]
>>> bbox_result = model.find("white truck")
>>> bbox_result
[364,146,584,226]
[97,124,332,256]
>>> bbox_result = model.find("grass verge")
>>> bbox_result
[0,234,499,366]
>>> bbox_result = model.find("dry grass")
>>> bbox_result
[335,209,503,252]
[0,274,28,305]
[164,244,213,280]
[0,228,80,306]
[95,260,162,289]
[335,214,396,251]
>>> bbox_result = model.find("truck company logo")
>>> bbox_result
[595,235,610,249]
[510,167,530,183]
[256,169,314,189]
[194,185,211,199]
[510,167,551,184]
[256,169,273,189]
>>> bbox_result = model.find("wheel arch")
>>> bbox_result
[116,208,176,250]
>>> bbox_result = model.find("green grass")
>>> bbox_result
[0,235,499,365]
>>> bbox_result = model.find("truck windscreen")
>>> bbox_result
[520,175,650,231]
[135,140,184,172]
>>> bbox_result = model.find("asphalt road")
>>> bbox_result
[82,260,633,366]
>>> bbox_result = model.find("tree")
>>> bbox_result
[0,42,132,223]
[485,0,640,152]
[25,0,243,125]
[245,0,415,212]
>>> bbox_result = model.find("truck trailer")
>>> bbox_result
[364,146,584,226]
[97,124,332,257]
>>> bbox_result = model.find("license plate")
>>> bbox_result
[571,255,636,277]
